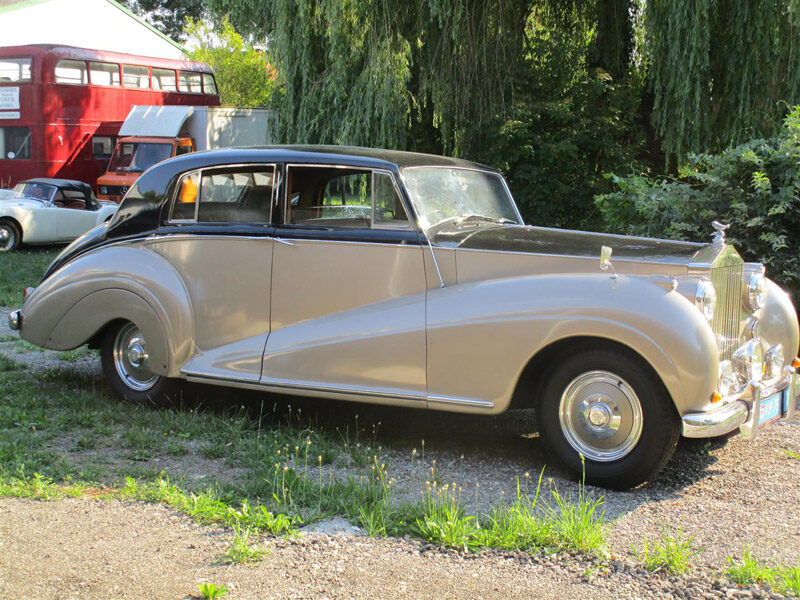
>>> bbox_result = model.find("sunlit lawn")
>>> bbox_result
[0,247,60,308]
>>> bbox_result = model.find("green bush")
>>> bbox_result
[596,107,800,300]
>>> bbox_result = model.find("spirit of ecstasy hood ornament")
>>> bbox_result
[711,221,729,249]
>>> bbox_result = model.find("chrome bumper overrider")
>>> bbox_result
[8,309,20,331]
[682,367,798,439]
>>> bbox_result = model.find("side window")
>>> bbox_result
[286,166,409,229]
[0,126,31,159]
[89,62,120,86]
[92,135,115,159]
[0,58,32,83]
[152,68,177,91]
[123,65,150,88]
[170,171,199,220]
[55,59,87,84]
[169,167,275,223]
[178,71,202,93]
[202,73,218,95]
[374,172,409,227]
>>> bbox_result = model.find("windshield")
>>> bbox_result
[108,142,173,173]
[402,167,520,232]
[11,182,56,203]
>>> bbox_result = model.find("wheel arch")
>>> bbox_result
[0,216,23,241]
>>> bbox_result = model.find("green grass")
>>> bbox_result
[784,449,800,461]
[634,526,703,575]
[780,565,800,596]
[57,346,98,361]
[198,582,229,599]
[222,522,269,564]
[726,546,778,586]
[0,247,60,307]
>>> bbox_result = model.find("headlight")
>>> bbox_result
[718,360,737,396]
[747,273,767,310]
[733,339,765,382]
[99,186,109,195]
[695,280,717,321]
[765,344,784,379]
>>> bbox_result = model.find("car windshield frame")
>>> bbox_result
[400,166,522,235]
[11,182,57,204]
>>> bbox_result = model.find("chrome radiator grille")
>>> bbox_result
[710,250,744,361]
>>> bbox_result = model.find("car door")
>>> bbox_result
[152,164,277,382]
[55,192,97,240]
[262,164,428,403]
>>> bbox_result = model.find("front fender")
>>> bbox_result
[20,245,194,376]
[426,273,718,415]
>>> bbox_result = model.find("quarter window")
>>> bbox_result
[202,73,218,95]
[89,62,120,86]
[171,171,199,220]
[122,65,150,88]
[0,58,32,82]
[55,59,87,84]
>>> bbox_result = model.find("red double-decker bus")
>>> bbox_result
[0,44,220,189]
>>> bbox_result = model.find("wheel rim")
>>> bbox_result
[558,370,643,462]
[0,224,15,251]
[112,323,160,392]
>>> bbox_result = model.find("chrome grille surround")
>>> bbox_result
[709,246,744,361]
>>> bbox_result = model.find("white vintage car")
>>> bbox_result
[9,147,800,489]
[0,178,118,252]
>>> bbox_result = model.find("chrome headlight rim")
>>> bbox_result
[695,280,717,321]
[747,273,767,310]
[717,359,737,397]
[733,339,765,383]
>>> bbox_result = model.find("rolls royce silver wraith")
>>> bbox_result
[10,146,800,489]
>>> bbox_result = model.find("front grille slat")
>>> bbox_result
[709,249,743,361]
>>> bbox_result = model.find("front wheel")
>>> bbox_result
[101,321,176,405]
[537,347,680,490]
[0,220,21,252]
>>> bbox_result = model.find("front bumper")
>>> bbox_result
[682,367,798,439]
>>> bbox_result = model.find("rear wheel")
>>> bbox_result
[537,347,680,490]
[0,220,20,252]
[101,321,176,405]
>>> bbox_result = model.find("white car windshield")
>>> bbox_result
[12,182,56,203]
[402,167,520,233]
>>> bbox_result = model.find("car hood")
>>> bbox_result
[0,197,45,211]
[431,224,705,265]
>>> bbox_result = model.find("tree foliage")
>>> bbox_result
[117,0,205,42]
[596,107,800,298]
[184,17,280,107]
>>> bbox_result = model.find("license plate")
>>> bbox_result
[758,391,785,425]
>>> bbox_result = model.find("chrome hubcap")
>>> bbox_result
[558,370,643,462]
[112,323,159,392]
[0,226,12,250]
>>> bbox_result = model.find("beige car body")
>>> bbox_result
[13,147,800,471]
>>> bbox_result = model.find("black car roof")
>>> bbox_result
[22,178,93,193]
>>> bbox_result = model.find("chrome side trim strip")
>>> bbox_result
[428,394,495,409]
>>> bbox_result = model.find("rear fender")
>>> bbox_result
[20,245,194,376]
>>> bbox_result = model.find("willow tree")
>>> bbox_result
[208,0,530,152]
[647,0,800,160]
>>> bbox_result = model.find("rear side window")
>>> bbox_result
[202,73,218,95]
[55,59,87,84]
[178,71,202,93]
[169,166,276,224]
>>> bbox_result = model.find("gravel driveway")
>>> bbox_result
[1,307,799,599]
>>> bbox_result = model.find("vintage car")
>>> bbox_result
[9,147,800,489]
[0,178,118,252]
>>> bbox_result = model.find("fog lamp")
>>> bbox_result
[718,360,737,397]
[733,340,765,382]
[765,344,784,379]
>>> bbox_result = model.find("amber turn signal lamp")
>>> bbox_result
[792,357,800,369]
[711,392,722,403]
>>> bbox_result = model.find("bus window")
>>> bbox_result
[89,62,120,86]
[0,126,31,159]
[178,71,202,93]
[0,58,31,83]
[202,73,218,95]
[123,65,150,88]
[92,136,115,159]
[55,59,88,84]
[152,68,177,91]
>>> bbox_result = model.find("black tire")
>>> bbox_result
[100,321,177,406]
[0,219,21,252]
[537,346,680,490]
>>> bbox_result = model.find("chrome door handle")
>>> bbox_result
[273,237,295,246]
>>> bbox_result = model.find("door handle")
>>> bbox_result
[273,237,294,246]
